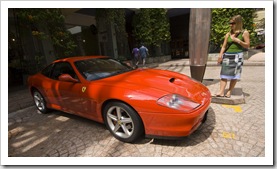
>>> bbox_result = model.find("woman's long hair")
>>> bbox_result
[230,15,243,34]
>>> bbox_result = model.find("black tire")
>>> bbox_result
[32,89,49,114]
[103,102,144,143]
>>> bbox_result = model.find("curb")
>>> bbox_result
[203,79,245,105]
[210,89,246,105]
[157,61,265,68]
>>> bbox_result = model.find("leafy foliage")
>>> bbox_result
[132,9,171,47]
[96,9,126,34]
[16,8,77,59]
[210,8,259,51]
[96,8,129,59]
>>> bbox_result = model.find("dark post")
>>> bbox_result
[189,8,211,82]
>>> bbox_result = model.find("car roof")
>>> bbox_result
[53,56,108,63]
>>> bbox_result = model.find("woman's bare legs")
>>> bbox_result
[216,79,227,96]
[225,79,237,97]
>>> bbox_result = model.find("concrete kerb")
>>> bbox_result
[157,60,265,67]
[203,79,245,105]
[157,52,265,67]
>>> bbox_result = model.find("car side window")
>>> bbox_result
[41,64,54,78]
[50,62,77,80]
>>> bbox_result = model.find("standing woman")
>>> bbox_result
[215,15,250,98]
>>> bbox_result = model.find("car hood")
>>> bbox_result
[97,68,210,103]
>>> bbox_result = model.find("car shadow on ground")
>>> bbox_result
[8,108,110,157]
[9,106,215,157]
[53,108,215,147]
[138,107,216,146]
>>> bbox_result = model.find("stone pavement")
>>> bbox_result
[6,52,268,163]
[8,85,33,113]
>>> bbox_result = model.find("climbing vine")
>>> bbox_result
[95,8,129,59]
[96,8,126,34]
[132,8,171,47]
[210,8,259,52]
[16,8,77,59]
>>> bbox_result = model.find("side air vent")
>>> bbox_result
[169,78,175,83]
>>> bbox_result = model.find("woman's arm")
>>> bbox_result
[217,33,229,64]
[232,30,250,49]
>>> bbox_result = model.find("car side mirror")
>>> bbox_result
[58,74,79,83]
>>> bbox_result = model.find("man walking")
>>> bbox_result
[139,44,149,66]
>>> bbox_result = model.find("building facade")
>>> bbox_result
[8,8,191,86]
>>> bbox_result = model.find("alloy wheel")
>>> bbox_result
[33,90,47,113]
[106,106,134,139]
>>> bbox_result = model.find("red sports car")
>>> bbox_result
[28,56,211,143]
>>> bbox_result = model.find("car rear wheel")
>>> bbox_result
[103,102,144,143]
[33,90,49,114]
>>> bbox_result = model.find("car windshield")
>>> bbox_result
[74,58,133,81]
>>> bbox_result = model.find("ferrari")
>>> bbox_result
[28,56,211,143]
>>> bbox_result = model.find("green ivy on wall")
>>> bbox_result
[132,8,171,47]
[96,8,126,34]
[16,8,77,59]
[210,8,259,52]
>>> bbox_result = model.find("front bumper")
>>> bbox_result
[139,100,210,139]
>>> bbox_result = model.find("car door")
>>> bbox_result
[49,61,89,116]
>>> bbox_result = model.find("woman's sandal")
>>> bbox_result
[225,94,231,98]
[213,94,225,97]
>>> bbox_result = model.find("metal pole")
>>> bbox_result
[189,8,211,82]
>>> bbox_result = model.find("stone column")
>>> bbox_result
[189,8,211,82]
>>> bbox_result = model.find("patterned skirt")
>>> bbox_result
[220,52,244,80]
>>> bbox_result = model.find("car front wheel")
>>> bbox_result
[103,102,144,143]
[33,90,49,114]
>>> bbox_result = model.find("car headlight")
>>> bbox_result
[157,94,200,112]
